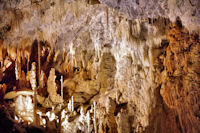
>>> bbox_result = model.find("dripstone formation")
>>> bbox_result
[0,0,199,133]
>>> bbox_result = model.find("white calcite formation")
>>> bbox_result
[15,95,34,122]
[60,75,64,99]
[47,68,63,104]
[67,96,74,112]
[29,62,37,91]
[15,61,19,80]
[61,103,97,133]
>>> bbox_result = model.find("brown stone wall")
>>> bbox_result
[161,22,200,133]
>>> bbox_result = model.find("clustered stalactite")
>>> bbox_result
[0,39,101,133]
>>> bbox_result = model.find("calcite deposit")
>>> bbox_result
[0,0,199,133]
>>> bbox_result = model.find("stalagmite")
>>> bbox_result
[47,68,63,104]
[38,41,41,86]
[60,75,63,99]
[46,111,56,121]
[93,101,97,133]
[87,111,90,133]
[30,62,37,125]
[15,61,19,80]
[15,49,22,82]
[30,62,37,91]
[0,46,2,68]
[61,109,67,120]
[67,96,74,112]
[90,104,93,113]
[72,96,74,112]
[39,70,47,89]
[68,100,72,112]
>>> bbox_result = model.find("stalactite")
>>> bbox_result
[47,49,53,63]
[81,51,86,69]
[15,49,22,82]
[7,46,16,61]
[21,48,26,68]
[106,7,109,31]
[69,43,77,67]
[24,49,30,72]
[53,50,60,62]
[115,89,118,103]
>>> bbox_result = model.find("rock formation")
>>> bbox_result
[47,68,63,104]
[0,0,199,133]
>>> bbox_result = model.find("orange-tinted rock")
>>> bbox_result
[161,23,200,133]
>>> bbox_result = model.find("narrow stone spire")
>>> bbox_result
[60,75,63,99]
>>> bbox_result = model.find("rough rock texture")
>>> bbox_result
[99,0,200,31]
[0,0,199,133]
[47,68,63,104]
[161,23,200,133]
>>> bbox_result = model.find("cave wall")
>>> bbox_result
[0,0,199,133]
[161,23,200,133]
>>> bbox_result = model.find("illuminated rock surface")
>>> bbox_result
[0,0,199,133]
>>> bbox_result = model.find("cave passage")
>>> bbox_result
[0,0,200,133]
